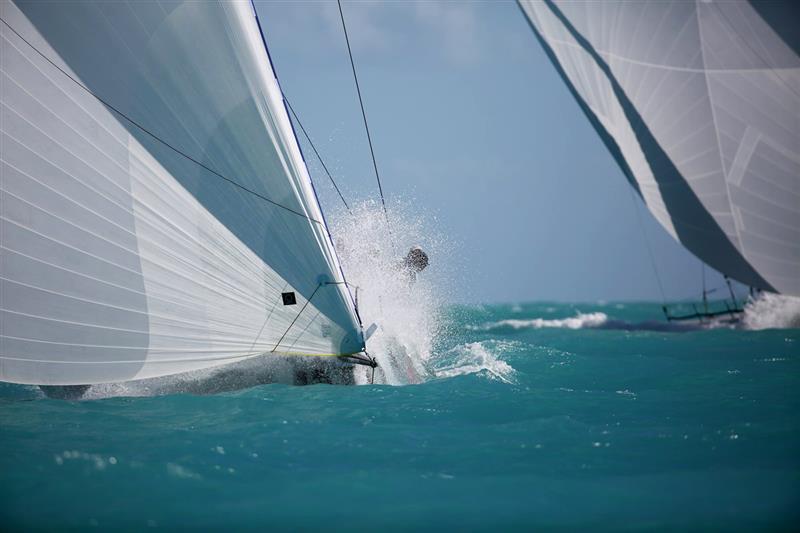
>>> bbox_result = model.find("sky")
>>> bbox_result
[254,0,737,304]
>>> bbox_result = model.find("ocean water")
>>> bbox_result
[1,299,799,530]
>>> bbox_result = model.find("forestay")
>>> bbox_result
[0,0,363,385]
[519,0,800,296]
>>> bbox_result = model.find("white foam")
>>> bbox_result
[470,311,709,333]
[742,292,800,330]
[468,294,800,334]
[471,312,609,331]
[433,340,517,384]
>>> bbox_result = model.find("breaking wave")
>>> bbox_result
[433,340,517,384]
[470,312,609,331]
[742,293,800,330]
[469,312,705,333]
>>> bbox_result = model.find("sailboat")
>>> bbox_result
[0,0,376,395]
[518,0,799,320]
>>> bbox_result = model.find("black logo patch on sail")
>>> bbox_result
[281,292,297,306]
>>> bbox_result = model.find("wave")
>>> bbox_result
[469,312,609,331]
[433,340,517,384]
[471,294,800,334]
[469,312,705,333]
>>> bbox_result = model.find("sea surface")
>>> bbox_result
[1,301,799,530]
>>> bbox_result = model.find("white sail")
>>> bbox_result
[0,0,363,385]
[519,0,800,296]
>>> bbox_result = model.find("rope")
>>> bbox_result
[0,16,321,225]
[283,96,351,213]
[701,261,706,297]
[249,283,287,351]
[245,1,364,327]
[270,282,364,354]
[336,0,391,227]
[270,283,324,353]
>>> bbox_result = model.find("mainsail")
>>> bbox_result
[519,0,800,296]
[0,0,364,385]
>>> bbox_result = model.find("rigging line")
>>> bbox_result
[701,261,706,296]
[249,283,287,351]
[336,0,390,226]
[246,0,362,325]
[627,188,667,304]
[701,261,709,313]
[0,16,320,225]
[270,281,364,354]
[270,283,323,353]
[283,97,351,212]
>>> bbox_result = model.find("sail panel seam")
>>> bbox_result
[0,16,321,225]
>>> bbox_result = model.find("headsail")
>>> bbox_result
[0,0,363,385]
[519,0,800,296]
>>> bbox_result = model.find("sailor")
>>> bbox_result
[401,246,429,283]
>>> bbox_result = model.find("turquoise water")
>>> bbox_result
[1,302,798,530]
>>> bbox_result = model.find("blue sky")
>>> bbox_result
[255,0,734,303]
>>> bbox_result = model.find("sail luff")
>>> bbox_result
[245,0,362,330]
[232,1,363,339]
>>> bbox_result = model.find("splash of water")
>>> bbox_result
[40,200,454,399]
[742,293,800,330]
[330,200,453,385]
[433,340,518,384]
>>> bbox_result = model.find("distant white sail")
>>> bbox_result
[519,0,800,295]
[0,0,363,385]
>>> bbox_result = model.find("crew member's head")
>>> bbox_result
[404,246,429,273]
